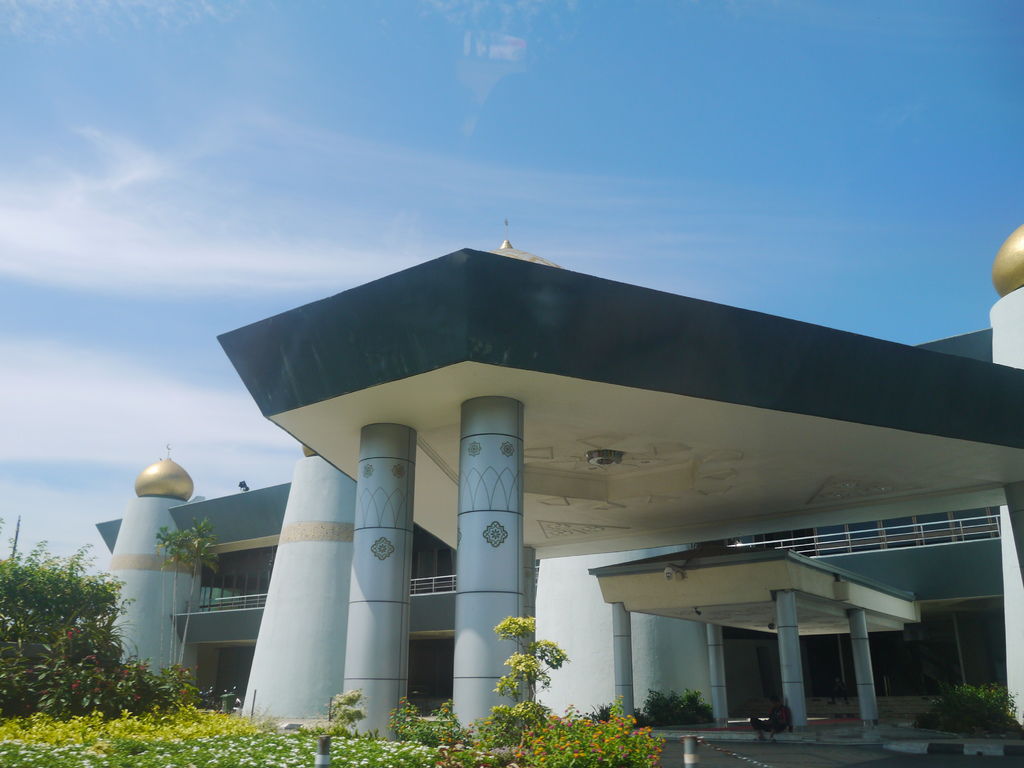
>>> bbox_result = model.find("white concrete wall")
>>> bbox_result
[1001,506,1024,720]
[991,288,1024,720]
[110,495,193,668]
[536,547,710,715]
[246,456,356,719]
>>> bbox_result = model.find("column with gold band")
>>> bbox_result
[245,453,356,718]
[110,459,196,669]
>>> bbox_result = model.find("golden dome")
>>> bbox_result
[992,224,1024,297]
[490,239,562,269]
[135,458,194,501]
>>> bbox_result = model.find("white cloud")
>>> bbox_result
[0,0,243,37]
[0,335,297,483]
[0,128,421,295]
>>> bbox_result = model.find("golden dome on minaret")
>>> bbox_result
[135,458,194,501]
[490,238,562,269]
[991,223,1024,297]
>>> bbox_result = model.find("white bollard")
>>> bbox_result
[315,735,331,767]
[683,735,699,765]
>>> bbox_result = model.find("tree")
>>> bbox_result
[155,519,218,664]
[0,530,197,717]
[494,616,568,705]
[477,616,569,748]
[0,541,124,662]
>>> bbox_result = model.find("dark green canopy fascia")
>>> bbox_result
[218,248,1024,450]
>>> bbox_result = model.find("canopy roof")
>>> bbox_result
[219,249,1024,556]
[589,548,919,634]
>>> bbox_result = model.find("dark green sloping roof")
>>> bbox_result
[169,483,291,544]
[219,249,1024,450]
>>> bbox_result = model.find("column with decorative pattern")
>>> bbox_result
[453,396,524,725]
[343,423,416,734]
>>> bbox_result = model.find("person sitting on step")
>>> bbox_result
[750,695,792,741]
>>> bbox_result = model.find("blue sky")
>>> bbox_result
[0,0,1021,559]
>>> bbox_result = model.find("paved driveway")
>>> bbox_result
[659,739,1004,768]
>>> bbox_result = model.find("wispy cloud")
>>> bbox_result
[0,334,301,558]
[0,0,243,37]
[0,335,295,471]
[0,128,423,295]
[0,114,856,302]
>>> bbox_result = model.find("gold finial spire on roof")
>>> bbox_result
[993,223,1024,297]
[491,220,562,268]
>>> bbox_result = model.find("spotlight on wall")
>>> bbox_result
[768,622,776,630]
[694,607,702,616]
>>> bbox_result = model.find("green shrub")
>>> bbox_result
[634,689,712,727]
[389,697,468,747]
[474,701,550,749]
[0,538,198,718]
[329,689,366,730]
[0,706,259,744]
[518,704,663,768]
[914,683,1021,735]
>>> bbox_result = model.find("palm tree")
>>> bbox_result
[156,519,218,665]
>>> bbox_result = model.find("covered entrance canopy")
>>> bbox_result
[590,547,919,727]
[219,248,1024,557]
[589,548,919,634]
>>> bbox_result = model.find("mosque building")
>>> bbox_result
[99,227,1024,729]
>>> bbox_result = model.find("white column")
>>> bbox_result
[1002,483,1024,719]
[1004,483,1024,587]
[706,623,728,726]
[990,283,1024,720]
[454,396,524,725]
[343,423,416,734]
[774,590,807,727]
[110,496,193,669]
[245,455,356,719]
[847,608,878,724]
[611,603,634,713]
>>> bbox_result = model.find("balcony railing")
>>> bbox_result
[199,592,269,612]
[731,513,1001,558]
[197,574,457,612]
[410,574,456,594]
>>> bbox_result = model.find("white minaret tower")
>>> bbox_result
[989,222,1024,720]
[245,447,357,719]
[110,457,195,668]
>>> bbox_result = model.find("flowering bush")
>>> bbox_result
[0,539,198,718]
[0,708,485,768]
[390,697,468,746]
[518,705,663,768]
[0,649,198,717]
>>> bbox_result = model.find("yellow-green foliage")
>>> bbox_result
[0,706,260,745]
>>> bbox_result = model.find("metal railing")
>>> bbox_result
[731,514,1000,557]
[410,574,456,594]
[198,592,268,612]
[197,574,456,612]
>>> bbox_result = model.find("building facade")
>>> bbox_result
[100,229,1024,727]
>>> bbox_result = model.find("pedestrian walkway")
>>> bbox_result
[655,717,924,745]
[655,719,1024,760]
